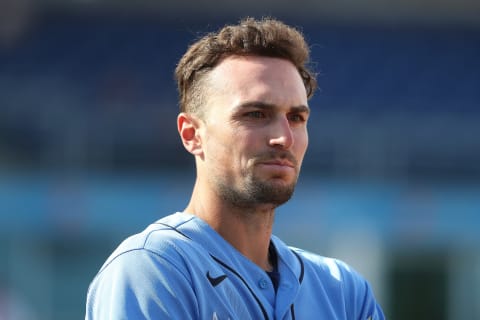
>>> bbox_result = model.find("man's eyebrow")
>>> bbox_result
[290,104,310,114]
[235,101,310,114]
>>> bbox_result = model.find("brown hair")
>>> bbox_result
[175,17,317,114]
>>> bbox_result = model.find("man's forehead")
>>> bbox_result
[208,56,307,98]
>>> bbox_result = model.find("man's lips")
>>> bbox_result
[259,159,295,168]
[254,151,298,171]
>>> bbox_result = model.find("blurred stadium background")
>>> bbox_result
[1,0,479,319]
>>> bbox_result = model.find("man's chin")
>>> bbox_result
[251,181,296,206]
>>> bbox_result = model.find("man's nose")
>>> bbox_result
[268,117,293,149]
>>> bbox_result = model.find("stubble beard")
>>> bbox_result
[216,168,298,210]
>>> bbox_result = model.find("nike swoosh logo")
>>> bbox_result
[206,271,227,287]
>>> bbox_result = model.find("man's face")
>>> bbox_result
[198,55,310,209]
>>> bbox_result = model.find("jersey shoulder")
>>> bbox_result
[86,215,201,319]
[96,213,196,275]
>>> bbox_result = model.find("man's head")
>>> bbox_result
[175,17,317,116]
[176,18,317,209]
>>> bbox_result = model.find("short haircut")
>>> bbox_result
[175,17,317,114]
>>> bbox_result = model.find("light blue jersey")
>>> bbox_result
[86,212,385,319]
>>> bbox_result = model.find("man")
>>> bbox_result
[86,17,385,319]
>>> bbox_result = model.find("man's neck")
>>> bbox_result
[184,183,276,270]
[214,208,275,271]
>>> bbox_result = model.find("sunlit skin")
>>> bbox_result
[178,56,310,271]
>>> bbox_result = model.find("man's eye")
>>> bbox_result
[245,111,265,118]
[288,114,305,122]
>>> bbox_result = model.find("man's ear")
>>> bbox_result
[177,112,204,157]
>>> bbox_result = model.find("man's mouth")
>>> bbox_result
[255,151,298,168]
[259,159,295,168]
